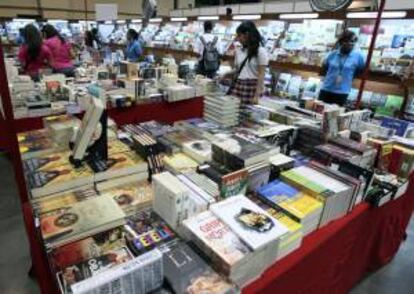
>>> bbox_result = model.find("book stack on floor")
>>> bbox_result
[204,95,240,127]
[281,166,354,228]
[256,180,322,236]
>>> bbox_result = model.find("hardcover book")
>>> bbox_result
[40,195,126,248]
[220,169,249,199]
[28,164,94,198]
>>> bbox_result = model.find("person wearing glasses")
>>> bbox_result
[319,30,365,106]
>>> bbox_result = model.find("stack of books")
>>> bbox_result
[160,241,237,294]
[181,170,219,201]
[328,137,377,168]
[139,120,174,137]
[269,153,295,180]
[182,139,212,163]
[388,144,414,179]
[124,210,177,256]
[163,152,198,174]
[210,195,289,270]
[174,118,225,141]
[204,95,240,127]
[256,180,322,236]
[183,211,264,287]
[165,84,195,102]
[281,166,354,227]
[43,115,81,147]
[152,172,191,230]
[40,194,126,248]
[177,174,216,211]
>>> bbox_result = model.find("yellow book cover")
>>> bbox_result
[164,153,198,172]
[266,207,302,233]
[278,195,322,220]
[107,140,131,155]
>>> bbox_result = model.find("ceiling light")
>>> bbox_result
[171,17,188,22]
[346,11,407,19]
[232,14,262,20]
[149,18,163,23]
[197,16,219,21]
[279,13,319,19]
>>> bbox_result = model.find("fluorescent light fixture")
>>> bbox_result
[12,18,35,22]
[47,19,68,23]
[232,14,262,20]
[149,18,163,23]
[131,19,142,23]
[104,20,113,24]
[170,17,188,22]
[116,20,126,24]
[346,11,407,19]
[279,13,319,19]
[197,16,219,21]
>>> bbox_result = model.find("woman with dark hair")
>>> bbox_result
[319,30,365,106]
[42,24,75,77]
[18,24,52,81]
[125,28,143,62]
[223,21,269,106]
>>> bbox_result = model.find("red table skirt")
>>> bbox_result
[0,97,204,151]
[22,176,414,294]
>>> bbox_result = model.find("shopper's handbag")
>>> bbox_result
[227,56,249,95]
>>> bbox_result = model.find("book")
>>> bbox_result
[40,195,126,248]
[163,152,199,174]
[210,195,289,251]
[183,140,212,163]
[89,152,147,182]
[160,241,237,294]
[49,227,127,271]
[28,164,94,198]
[23,151,72,174]
[70,249,163,294]
[124,210,176,256]
[220,169,249,199]
[57,247,133,294]
[107,140,131,155]
[99,180,153,216]
[32,188,97,216]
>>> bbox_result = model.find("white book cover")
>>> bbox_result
[210,195,289,251]
[294,166,350,193]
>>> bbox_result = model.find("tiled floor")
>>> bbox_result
[0,154,412,294]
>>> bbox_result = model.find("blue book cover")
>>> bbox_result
[381,117,413,137]
[256,180,300,204]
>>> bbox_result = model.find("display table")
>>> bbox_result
[22,175,414,294]
[0,97,204,151]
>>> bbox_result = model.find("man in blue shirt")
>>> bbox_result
[126,29,143,62]
[320,30,365,106]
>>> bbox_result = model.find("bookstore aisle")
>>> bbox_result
[0,152,412,294]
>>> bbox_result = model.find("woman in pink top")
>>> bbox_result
[18,24,53,81]
[42,24,75,77]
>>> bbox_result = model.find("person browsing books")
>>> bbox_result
[320,30,365,106]
[18,24,53,81]
[125,29,143,63]
[42,24,76,77]
[194,21,221,78]
[222,21,269,106]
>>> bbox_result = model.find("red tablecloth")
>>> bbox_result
[23,176,414,294]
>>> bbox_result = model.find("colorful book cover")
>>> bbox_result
[163,153,198,173]
[49,227,127,270]
[220,169,248,199]
[183,211,250,267]
[89,152,146,175]
[210,195,289,251]
[40,195,125,247]
[100,181,153,214]
[19,138,55,156]
[58,247,132,294]
[125,210,176,256]
[161,241,236,294]
[256,180,302,204]
[107,140,131,155]
[17,129,49,144]
[23,151,72,173]
[28,165,94,197]
[278,195,323,220]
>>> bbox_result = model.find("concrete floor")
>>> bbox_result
[0,154,412,294]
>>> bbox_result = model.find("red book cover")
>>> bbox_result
[388,147,404,175]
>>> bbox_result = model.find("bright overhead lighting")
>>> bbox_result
[12,18,35,22]
[171,17,188,22]
[104,20,113,24]
[232,14,262,20]
[279,13,319,19]
[131,19,142,23]
[197,16,219,21]
[149,18,163,23]
[47,19,68,23]
[116,20,126,24]
[346,11,407,19]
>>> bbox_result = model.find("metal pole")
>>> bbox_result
[355,0,387,109]
[0,39,29,204]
